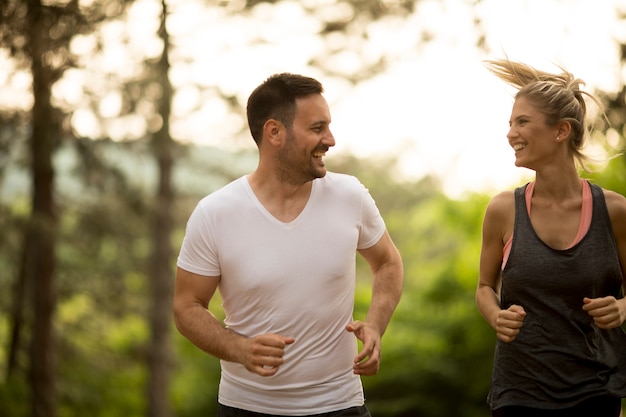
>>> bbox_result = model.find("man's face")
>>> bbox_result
[276,94,336,183]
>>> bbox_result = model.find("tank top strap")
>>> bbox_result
[502,180,591,269]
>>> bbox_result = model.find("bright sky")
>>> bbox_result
[329,0,626,197]
[163,0,626,197]
[3,0,626,198]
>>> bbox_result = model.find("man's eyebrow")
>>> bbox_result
[309,120,329,127]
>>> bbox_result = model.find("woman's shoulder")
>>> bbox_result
[600,187,626,219]
[601,187,626,203]
[598,187,626,245]
[486,190,516,214]
[482,190,516,234]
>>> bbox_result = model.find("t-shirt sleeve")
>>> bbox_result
[356,182,386,250]
[176,199,221,277]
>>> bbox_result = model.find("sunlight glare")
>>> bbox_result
[3,0,626,197]
[70,34,98,56]
[312,1,353,23]
[172,86,201,116]
[171,107,246,147]
[72,109,101,138]
[126,0,163,59]
[254,2,317,43]
[0,67,33,111]
[98,92,123,119]
[52,69,85,110]
[107,114,147,141]
[606,128,621,149]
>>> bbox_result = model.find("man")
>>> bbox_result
[173,73,404,417]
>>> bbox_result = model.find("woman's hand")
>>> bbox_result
[496,304,526,343]
[583,296,626,329]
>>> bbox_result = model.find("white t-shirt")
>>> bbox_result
[177,172,386,415]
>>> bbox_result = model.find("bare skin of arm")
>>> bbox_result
[172,267,294,377]
[347,230,404,376]
[475,191,527,343]
[582,189,626,329]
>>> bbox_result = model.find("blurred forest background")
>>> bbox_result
[2,0,626,416]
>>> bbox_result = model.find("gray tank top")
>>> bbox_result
[489,182,626,410]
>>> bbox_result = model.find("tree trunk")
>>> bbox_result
[6,240,29,379]
[26,1,58,416]
[147,1,174,416]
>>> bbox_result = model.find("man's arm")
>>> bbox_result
[348,230,403,376]
[173,267,294,376]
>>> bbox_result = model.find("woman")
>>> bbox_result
[476,57,626,417]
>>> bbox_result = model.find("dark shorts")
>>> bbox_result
[492,396,622,417]
[217,403,372,417]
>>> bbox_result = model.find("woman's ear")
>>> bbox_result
[557,120,572,141]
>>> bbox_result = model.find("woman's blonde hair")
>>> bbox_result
[485,57,603,170]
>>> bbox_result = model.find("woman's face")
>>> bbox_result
[507,96,560,170]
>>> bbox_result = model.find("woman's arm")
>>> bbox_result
[476,191,526,342]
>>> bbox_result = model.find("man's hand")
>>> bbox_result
[240,334,295,376]
[346,320,381,376]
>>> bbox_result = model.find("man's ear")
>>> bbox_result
[263,119,283,146]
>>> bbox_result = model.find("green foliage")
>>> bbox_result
[4,143,626,416]
[0,141,257,415]
[0,375,29,417]
[57,304,149,417]
[351,167,495,416]
[171,334,221,417]
[583,155,626,196]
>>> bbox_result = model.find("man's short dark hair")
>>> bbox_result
[246,73,324,145]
